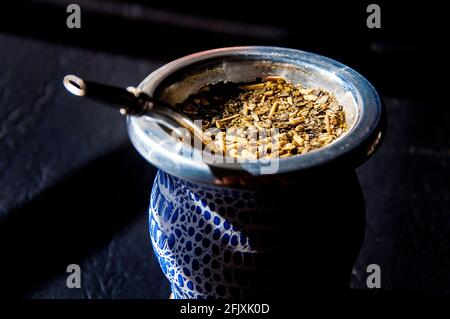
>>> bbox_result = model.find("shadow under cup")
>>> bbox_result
[127,47,384,298]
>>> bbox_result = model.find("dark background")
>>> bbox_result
[0,0,449,298]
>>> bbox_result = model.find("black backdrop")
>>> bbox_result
[0,0,449,298]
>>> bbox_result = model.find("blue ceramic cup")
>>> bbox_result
[127,47,384,299]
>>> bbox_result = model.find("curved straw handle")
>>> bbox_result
[63,74,153,115]
[63,74,220,154]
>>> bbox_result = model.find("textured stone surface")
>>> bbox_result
[353,97,450,293]
[1,29,449,298]
[0,33,169,298]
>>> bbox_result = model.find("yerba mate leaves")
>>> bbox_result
[176,77,347,159]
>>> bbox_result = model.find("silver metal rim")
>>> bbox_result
[127,46,383,183]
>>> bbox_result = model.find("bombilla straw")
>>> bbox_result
[63,74,219,153]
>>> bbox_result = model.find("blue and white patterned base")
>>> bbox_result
[149,170,277,299]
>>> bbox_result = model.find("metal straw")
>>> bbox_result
[63,74,219,154]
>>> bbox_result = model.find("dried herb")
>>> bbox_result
[176,77,347,159]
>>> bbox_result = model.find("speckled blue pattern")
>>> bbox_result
[149,170,275,299]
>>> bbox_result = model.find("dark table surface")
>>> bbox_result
[0,1,449,298]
